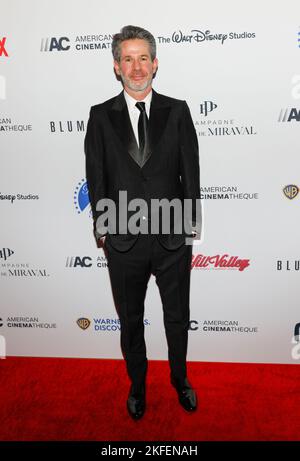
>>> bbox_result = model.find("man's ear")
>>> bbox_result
[152,57,158,74]
[114,60,121,76]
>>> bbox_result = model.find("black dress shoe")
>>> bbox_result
[127,385,146,420]
[171,377,197,412]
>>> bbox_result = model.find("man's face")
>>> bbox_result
[114,39,158,96]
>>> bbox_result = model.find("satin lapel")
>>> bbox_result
[145,90,171,167]
[107,90,171,169]
[108,92,141,167]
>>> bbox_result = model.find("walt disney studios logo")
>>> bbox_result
[291,323,300,360]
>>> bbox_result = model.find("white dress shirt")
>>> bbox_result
[123,90,152,147]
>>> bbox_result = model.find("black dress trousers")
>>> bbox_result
[104,233,193,390]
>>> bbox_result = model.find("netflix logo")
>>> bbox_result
[0,37,8,57]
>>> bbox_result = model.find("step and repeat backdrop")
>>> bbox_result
[1,0,300,363]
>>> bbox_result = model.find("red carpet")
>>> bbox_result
[0,357,299,441]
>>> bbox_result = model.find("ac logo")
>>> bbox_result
[189,320,199,331]
[0,37,8,57]
[66,256,92,268]
[41,37,70,52]
[278,108,300,122]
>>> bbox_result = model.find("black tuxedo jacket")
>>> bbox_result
[85,89,201,252]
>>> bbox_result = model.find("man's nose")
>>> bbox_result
[132,59,141,70]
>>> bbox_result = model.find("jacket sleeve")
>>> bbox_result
[179,101,202,237]
[84,106,107,239]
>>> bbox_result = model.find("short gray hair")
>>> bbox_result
[112,25,156,62]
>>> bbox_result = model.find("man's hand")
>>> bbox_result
[191,230,200,239]
[97,235,106,248]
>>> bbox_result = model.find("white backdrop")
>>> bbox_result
[1,0,300,364]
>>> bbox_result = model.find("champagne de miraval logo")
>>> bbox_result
[0,248,49,277]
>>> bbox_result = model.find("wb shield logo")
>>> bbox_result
[77,318,91,330]
[283,185,299,200]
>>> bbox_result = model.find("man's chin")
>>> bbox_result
[124,78,153,93]
[128,83,148,92]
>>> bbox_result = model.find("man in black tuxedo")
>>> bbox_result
[85,25,201,420]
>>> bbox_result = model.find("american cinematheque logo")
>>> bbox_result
[40,34,113,52]
[1,317,56,329]
[200,185,258,201]
[201,320,258,333]
[0,117,32,133]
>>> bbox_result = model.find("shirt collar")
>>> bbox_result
[124,89,152,111]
